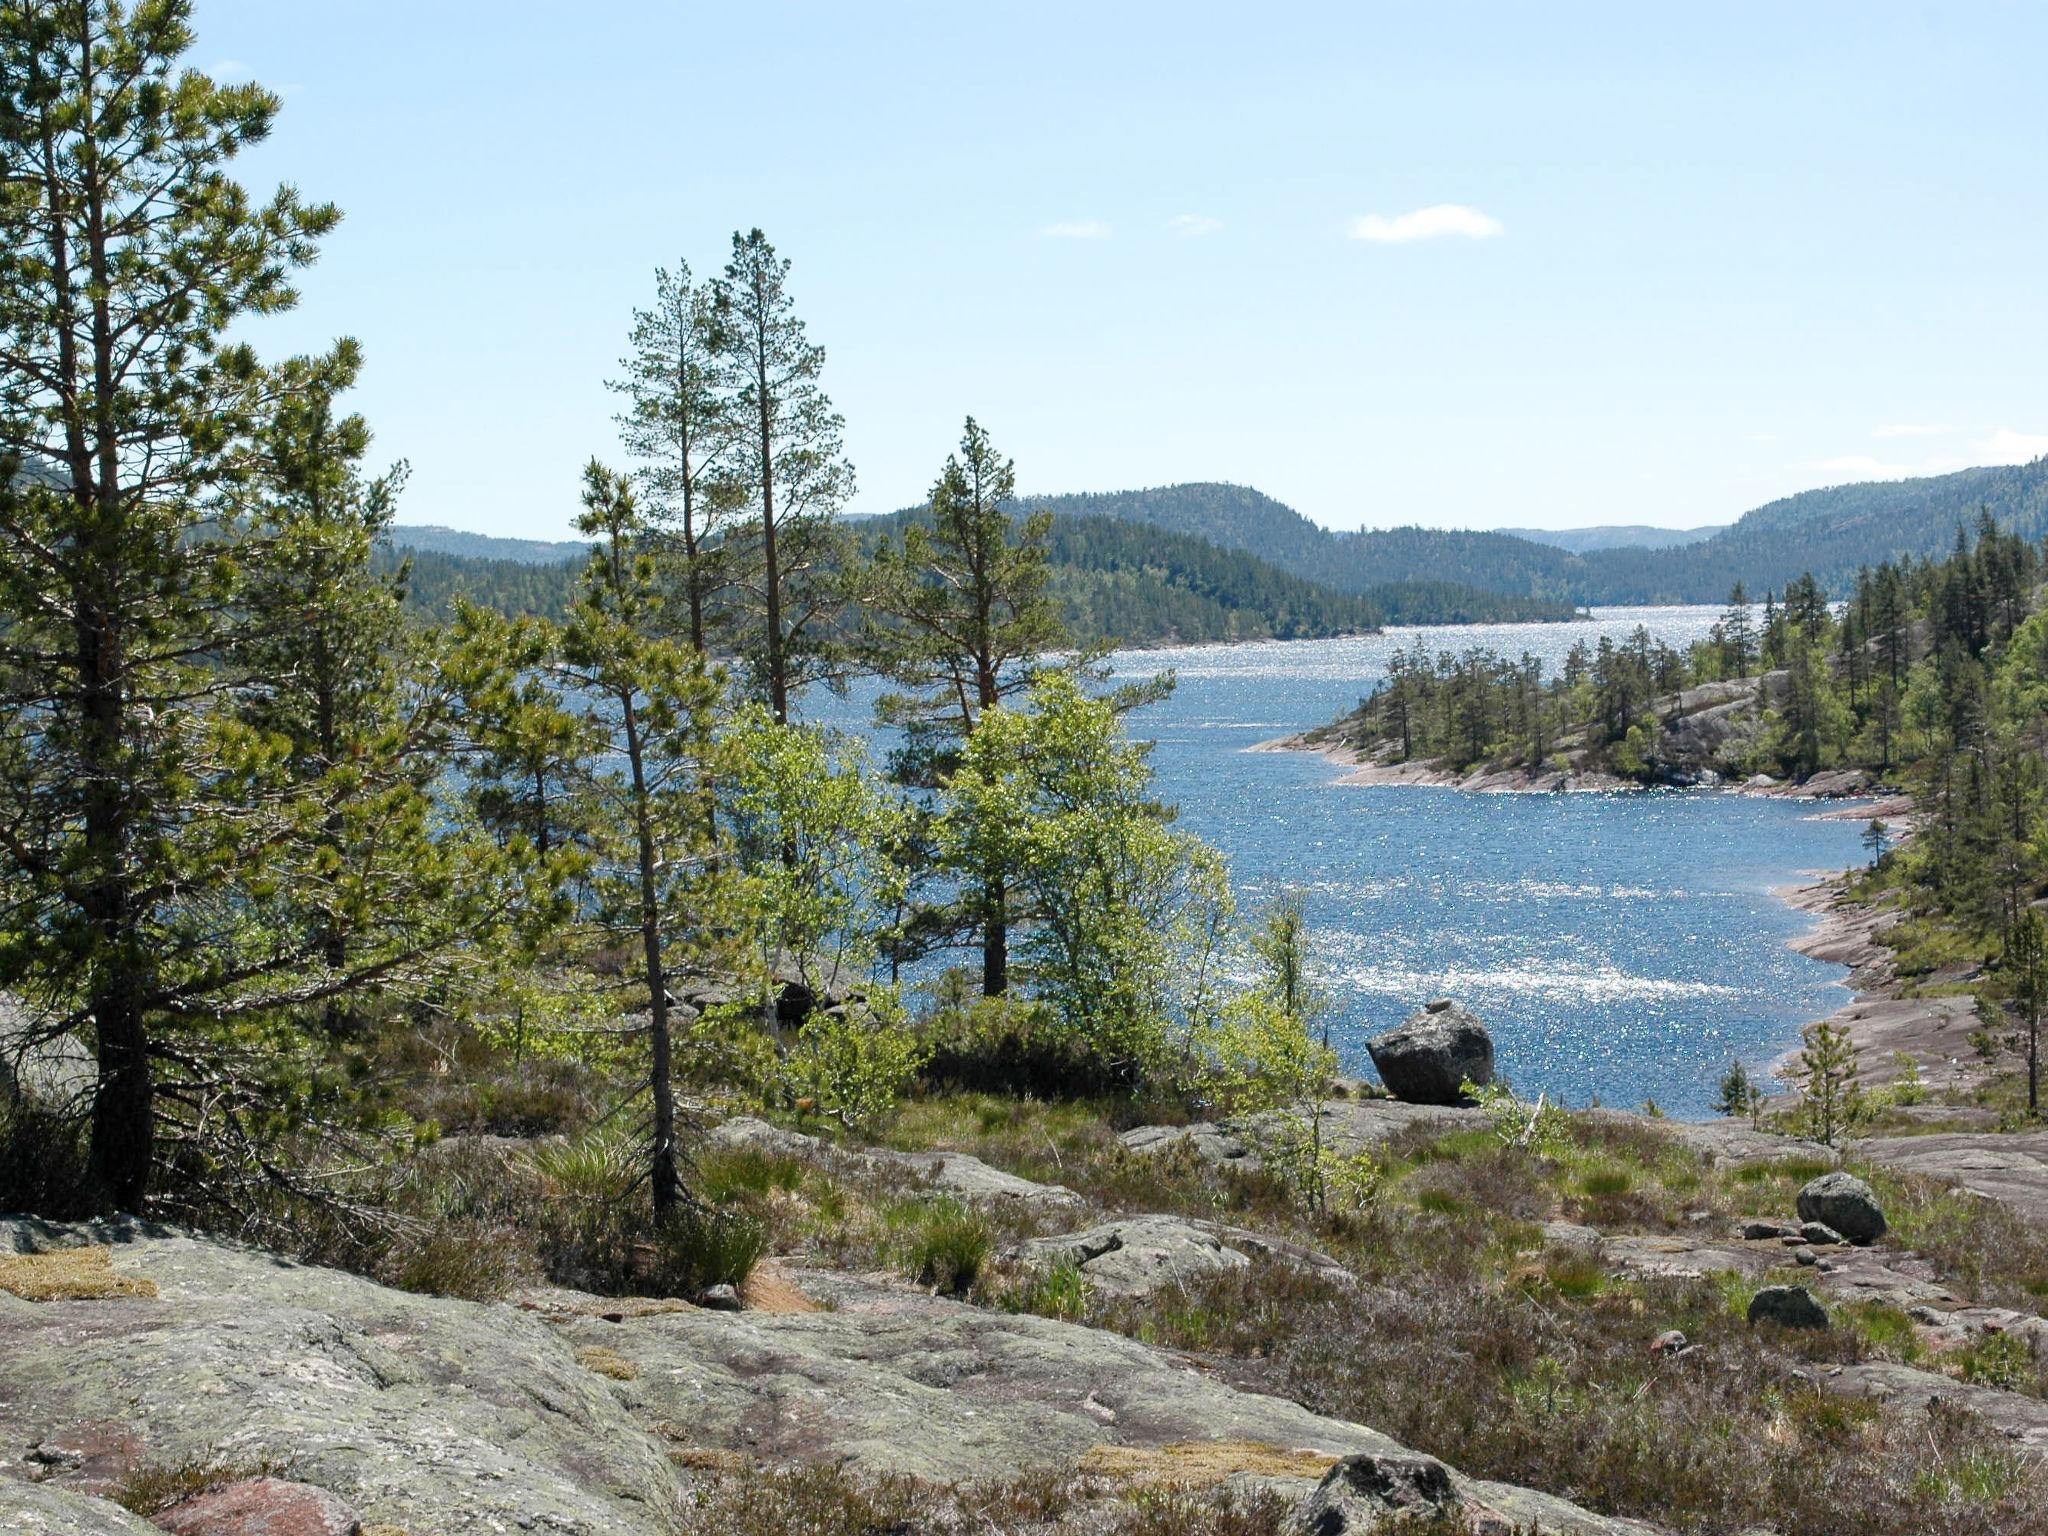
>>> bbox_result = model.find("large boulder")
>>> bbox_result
[1292,1451,1459,1533]
[1748,1284,1829,1330]
[1797,1171,1887,1245]
[1367,1000,1493,1106]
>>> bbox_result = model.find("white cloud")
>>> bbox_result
[1873,422,1947,438]
[1167,213,1223,237]
[1348,204,1504,243]
[1039,220,1111,240]
[1976,426,2048,464]
[210,58,254,81]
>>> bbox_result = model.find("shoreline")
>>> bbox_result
[1253,731,1915,813]
[1252,729,1959,1114]
[1768,870,1990,1103]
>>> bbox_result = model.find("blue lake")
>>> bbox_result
[826,606,1871,1118]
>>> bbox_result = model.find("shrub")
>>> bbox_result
[921,993,1139,1100]
[0,1097,96,1217]
[392,1218,524,1301]
[901,1200,991,1295]
[1001,1258,1090,1322]
[650,1204,768,1294]
[786,1002,927,1134]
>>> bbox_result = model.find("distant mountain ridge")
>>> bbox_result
[1038,460,2048,605]
[391,453,2048,626]
[388,524,590,565]
[1495,523,1726,554]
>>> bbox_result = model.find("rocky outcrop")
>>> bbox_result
[1856,1130,2048,1226]
[0,1217,1653,1536]
[707,1116,1080,1206]
[1008,1215,1351,1299]
[0,1218,683,1535]
[1809,1362,2048,1458]
[1795,1172,1886,1245]
[1366,1001,1493,1105]
[1119,1099,1475,1171]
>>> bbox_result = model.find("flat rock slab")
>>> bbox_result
[1120,1100,1476,1170]
[1856,1131,2048,1226]
[565,1269,1653,1533]
[1808,1362,2048,1458]
[0,1220,1652,1536]
[1008,1215,1350,1299]
[709,1117,1080,1206]
[1579,1111,1835,1171]
[0,1219,681,1536]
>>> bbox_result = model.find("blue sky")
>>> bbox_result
[201,2,2048,540]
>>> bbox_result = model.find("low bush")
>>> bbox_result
[0,1097,96,1218]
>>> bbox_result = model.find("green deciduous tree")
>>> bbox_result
[941,672,1230,1086]
[865,418,1067,994]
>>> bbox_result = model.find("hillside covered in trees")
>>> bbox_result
[386,506,1576,646]
[1045,464,2048,608]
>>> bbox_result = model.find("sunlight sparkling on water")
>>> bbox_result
[821,608,1872,1117]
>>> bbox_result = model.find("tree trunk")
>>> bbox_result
[982,874,1008,997]
[754,344,787,725]
[623,696,680,1215]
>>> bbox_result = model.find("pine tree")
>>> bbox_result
[715,231,854,722]
[554,462,726,1213]
[864,419,1067,994]
[2006,910,2048,1117]
[1795,1017,1860,1147]
[0,9,404,1208]
[610,261,741,654]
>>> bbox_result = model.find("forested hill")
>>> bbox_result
[1052,461,2048,605]
[1498,523,1725,553]
[387,510,1577,645]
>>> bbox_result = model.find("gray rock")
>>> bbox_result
[696,1282,742,1311]
[1742,1220,1791,1240]
[1366,1000,1493,1105]
[1797,1172,1887,1245]
[1010,1215,1351,1300]
[1119,1099,1474,1172]
[1857,1130,2048,1226]
[1814,1361,2048,1458]
[1293,1450,1456,1533]
[708,1115,1079,1206]
[1650,1329,1689,1356]
[0,1219,681,1535]
[1749,1284,1829,1330]
[1799,1221,1843,1246]
[0,1480,163,1534]
[1795,1247,1818,1266]
[0,1217,1656,1536]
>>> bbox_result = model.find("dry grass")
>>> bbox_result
[0,1244,156,1302]
[672,1461,1298,1536]
[1076,1440,1340,1488]
[573,1343,640,1380]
